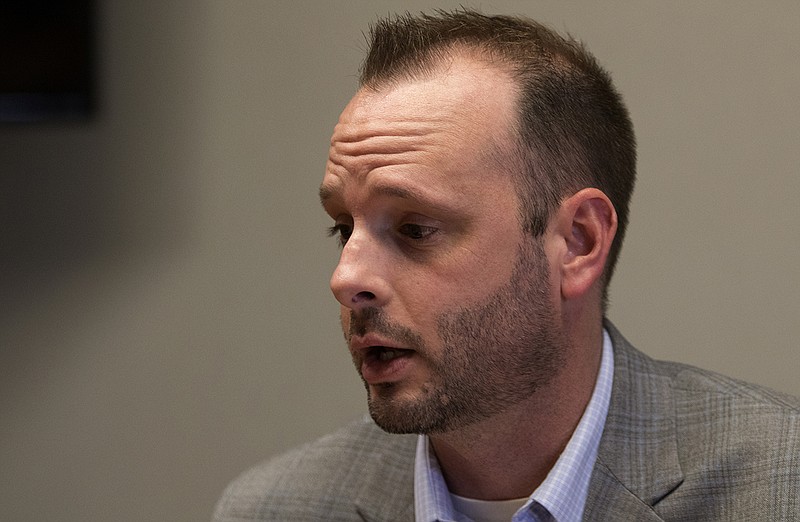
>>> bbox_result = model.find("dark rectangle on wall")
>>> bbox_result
[0,0,96,122]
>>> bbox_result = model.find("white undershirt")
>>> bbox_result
[450,493,529,522]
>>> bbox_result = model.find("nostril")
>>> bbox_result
[352,291,375,303]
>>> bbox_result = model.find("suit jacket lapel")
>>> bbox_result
[584,463,668,521]
[584,321,684,520]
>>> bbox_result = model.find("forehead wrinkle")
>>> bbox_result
[331,122,443,157]
[333,117,441,143]
[329,119,447,179]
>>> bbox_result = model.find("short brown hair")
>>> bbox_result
[359,9,636,307]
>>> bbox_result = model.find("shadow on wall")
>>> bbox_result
[2,128,104,289]
[0,120,195,314]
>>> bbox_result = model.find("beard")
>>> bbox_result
[346,237,567,435]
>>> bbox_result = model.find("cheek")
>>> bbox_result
[396,274,488,338]
[426,251,517,308]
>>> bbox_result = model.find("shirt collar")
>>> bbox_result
[414,329,615,522]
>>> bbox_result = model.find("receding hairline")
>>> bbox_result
[360,40,521,92]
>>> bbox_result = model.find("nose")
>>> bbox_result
[330,231,391,310]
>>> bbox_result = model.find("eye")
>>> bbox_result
[327,223,353,246]
[398,223,437,241]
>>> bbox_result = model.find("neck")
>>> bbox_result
[428,322,603,500]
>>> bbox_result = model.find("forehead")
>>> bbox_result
[322,56,520,200]
[342,55,518,143]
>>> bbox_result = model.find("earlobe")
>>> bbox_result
[558,189,617,300]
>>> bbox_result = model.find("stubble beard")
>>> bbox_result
[349,238,567,435]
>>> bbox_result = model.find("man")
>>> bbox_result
[215,10,799,521]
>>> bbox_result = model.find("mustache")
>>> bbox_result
[346,307,426,349]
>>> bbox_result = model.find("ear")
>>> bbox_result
[551,188,617,301]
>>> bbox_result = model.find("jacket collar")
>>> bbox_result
[584,321,684,520]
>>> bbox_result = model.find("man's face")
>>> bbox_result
[319,57,566,434]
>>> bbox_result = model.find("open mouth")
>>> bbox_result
[359,346,416,384]
[368,346,413,362]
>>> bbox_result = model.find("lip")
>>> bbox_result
[348,334,405,354]
[349,334,416,385]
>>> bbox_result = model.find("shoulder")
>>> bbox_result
[213,416,416,521]
[625,337,799,433]
[665,359,799,517]
[604,322,800,518]
[668,359,799,464]
[611,321,799,457]
[607,320,799,420]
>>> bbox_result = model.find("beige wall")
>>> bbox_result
[1,2,797,520]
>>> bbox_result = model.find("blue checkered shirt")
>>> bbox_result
[414,330,614,522]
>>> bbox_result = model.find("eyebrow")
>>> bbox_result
[319,181,452,213]
[318,184,337,205]
[372,184,429,202]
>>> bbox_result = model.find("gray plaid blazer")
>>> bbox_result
[214,322,800,521]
